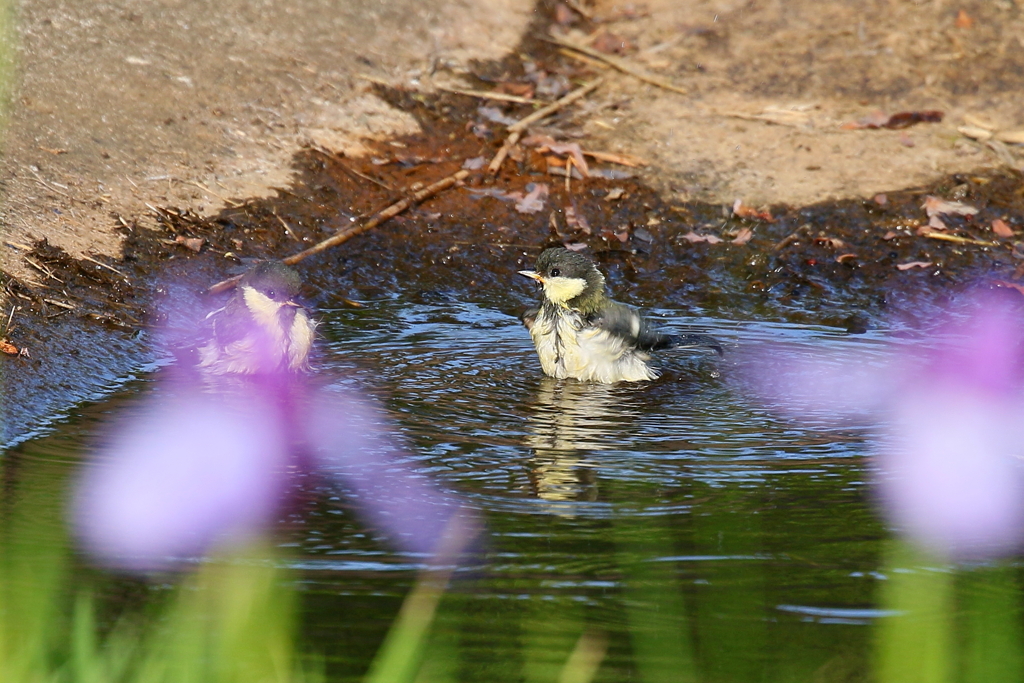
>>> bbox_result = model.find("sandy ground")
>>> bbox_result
[3,0,1024,281]
[0,0,534,280]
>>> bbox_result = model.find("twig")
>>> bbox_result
[488,77,605,174]
[24,256,64,283]
[582,150,647,167]
[435,84,540,105]
[311,147,394,190]
[27,168,81,203]
[209,169,470,293]
[188,180,243,208]
[273,211,299,240]
[42,297,76,310]
[544,35,688,96]
[81,254,130,279]
[920,231,999,247]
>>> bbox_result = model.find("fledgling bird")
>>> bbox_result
[519,248,721,383]
[198,261,316,375]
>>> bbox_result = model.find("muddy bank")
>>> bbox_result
[4,66,1024,444]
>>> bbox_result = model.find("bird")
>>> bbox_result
[197,261,316,375]
[518,247,721,383]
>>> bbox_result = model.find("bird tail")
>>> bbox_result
[661,333,723,355]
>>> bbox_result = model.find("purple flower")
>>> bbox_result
[75,384,289,570]
[740,290,1024,559]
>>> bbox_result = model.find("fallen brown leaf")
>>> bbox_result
[844,110,943,130]
[514,183,549,214]
[732,199,774,222]
[814,236,846,249]
[731,227,754,245]
[680,232,723,244]
[0,340,18,355]
[175,235,205,252]
[873,193,888,206]
[591,31,635,55]
[836,253,858,263]
[923,195,978,218]
[565,203,592,234]
[993,218,1014,238]
[897,261,933,271]
[954,9,974,29]
[995,280,1024,296]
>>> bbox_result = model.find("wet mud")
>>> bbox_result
[3,44,1024,444]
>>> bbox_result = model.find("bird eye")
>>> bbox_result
[267,289,276,298]
[550,268,561,277]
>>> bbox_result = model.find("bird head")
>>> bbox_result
[239,261,304,324]
[519,248,606,311]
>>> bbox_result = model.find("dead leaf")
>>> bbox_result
[814,236,846,249]
[515,183,549,214]
[565,203,592,234]
[0,340,18,355]
[993,218,1014,238]
[732,199,774,222]
[680,232,723,244]
[954,9,974,29]
[605,187,626,201]
[923,195,978,218]
[554,2,576,25]
[175,235,205,252]
[591,31,636,55]
[495,81,535,99]
[462,156,486,170]
[836,253,858,263]
[882,231,898,240]
[563,242,588,252]
[995,280,1024,296]
[897,261,933,271]
[844,110,943,130]
[873,193,888,206]
[521,134,590,177]
[731,227,754,245]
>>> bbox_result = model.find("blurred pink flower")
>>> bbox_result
[740,290,1024,559]
[75,371,470,570]
[75,382,289,571]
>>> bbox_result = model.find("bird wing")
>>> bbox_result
[587,302,723,354]
[585,301,674,351]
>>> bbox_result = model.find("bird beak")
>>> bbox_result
[519,270,543,283]
[283,300,303,309]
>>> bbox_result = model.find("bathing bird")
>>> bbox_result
[519,247,720,383]
[198,261,315,375]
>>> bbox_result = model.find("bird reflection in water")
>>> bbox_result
[523,378,638,514]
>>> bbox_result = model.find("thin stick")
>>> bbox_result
[435,84,540,105]
[545,36,689,96]
[920,231,999,247]
[208,169,470,293]
[43,297,75,310]
[81,254,129,279]
[273,211,299,240]
[188,180,243,208]
[488,77,605,174]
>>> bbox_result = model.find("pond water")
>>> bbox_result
[3,298,1019,682]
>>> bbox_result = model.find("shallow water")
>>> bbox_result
[2,300,992,681]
